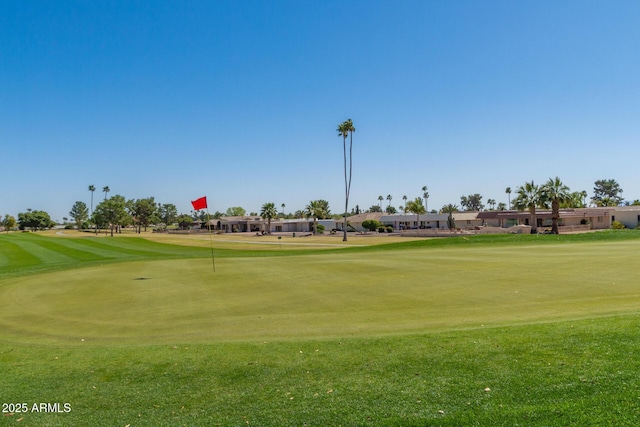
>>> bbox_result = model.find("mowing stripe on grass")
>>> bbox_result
[0,233,213,279]
[19,237,113,263]
[0,238,43,270]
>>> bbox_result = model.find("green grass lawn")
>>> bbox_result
[1,231,640,425]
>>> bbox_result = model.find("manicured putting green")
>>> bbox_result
[3,232,640,425]
[2,237,639,344]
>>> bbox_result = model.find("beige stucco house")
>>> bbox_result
[382,213,450,230]
[612,206,640,229]
[207,216,315,233]
[476,208,614,230]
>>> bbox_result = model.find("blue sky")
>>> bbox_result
[2,1,639,221]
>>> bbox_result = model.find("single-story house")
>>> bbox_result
[611,206,640,229]
[335,212,450,231]
[274,218,315,233]
[451,212,484,229]
[211,216,265,233]
[197,206,627,235]
[382,213,449,230]
[335,212,385,232]
[207,216,316,233]
[476,207,614,230]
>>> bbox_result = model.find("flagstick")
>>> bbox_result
[205,208,216,272]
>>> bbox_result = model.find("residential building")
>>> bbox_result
[207,216,315,233]
[382,213,449,230]
[451,212,483,229]
[476,208,614,230]
[611,206,640,229]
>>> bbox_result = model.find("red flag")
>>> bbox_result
[191,196,207,211]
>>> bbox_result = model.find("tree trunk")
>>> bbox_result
[343,214,347,241]
[551,200,559,234]
[530,206,537,234]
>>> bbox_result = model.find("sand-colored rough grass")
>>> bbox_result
[49,229,411,250]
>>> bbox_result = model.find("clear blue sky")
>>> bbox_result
[2,1,639,221]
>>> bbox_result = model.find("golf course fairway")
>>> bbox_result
[1,231,640,425]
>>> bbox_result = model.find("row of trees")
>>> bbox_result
[362,179,630,216]
[66,196,183,236]
[369,186,430,214]
[360,178,632,235]
[61,196,336,236]
[510,177,610,234]
[3,176,633,233]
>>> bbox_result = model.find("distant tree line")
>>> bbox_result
[3,178,637,234]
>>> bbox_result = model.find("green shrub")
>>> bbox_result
[611,220,626,229]
[362,219,381,232]
[316,224,325,234]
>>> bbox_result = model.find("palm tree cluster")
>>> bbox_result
[512,177,571,234]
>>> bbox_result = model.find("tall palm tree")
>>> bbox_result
[337,119,355,241]
[260,202,278,234]
[513,181,542,233]
[542,177,570,234]
[103,186,110,200]
[88,185,96,214]
[505,187,512,209]
[281,203,286,217]
[386,194,392,208]
[487,199,496,210]
[422,185,429,212]
[378,195,383,208]
[402,195,408,213]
